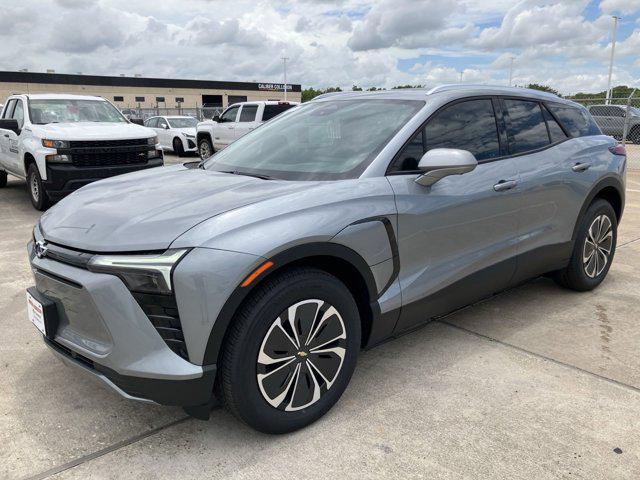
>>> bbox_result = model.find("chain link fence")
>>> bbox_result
[571,91,640,171]
[121,106,224,122]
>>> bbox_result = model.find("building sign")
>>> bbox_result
[258,83,292,92]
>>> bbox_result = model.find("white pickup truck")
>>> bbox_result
[196,101,297,159]
[0,94,163,210]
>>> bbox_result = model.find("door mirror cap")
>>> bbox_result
[212,113,221,122]
[0,118,20,134]
[415,148,478,187]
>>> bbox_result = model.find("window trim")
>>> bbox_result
[3,99,16,119]
[238,104,259,122]
[386,95,574,176]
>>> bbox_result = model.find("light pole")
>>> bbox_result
[606,16,621,105]
[508,56,515,86]
[282,56,289,102]
[459,71,463,83]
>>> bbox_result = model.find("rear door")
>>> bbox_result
[235,104,260,140]
[387,97,521,333]
[3,99,25,175]
[0,99,16,170]
[214,106,240,149]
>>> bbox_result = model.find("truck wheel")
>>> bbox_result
[27,164,51,211]
[198,137,214,160]
[0,171,7,188]
[219,267,361,434]
[173,138,185,157]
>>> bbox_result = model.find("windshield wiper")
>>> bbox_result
[218,170,274,180]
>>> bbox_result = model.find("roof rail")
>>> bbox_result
[427,84,561,99]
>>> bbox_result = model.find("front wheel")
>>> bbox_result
[198,137,214,160]
[554,199,617,291]
[173,137,185,157]
[629,126,640,145]
[27,164,50,211]
[0,171,7,188]
[219,268,361,433]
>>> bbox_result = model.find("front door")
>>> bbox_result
[387,97,521,332]
[214,106,240,150]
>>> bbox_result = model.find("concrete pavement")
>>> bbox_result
[1,159,639,479]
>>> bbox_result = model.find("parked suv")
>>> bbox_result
[588,104,640,143]
[0,94,163,210]
[145,115,198,156]
[196,101,297,158]
[27,86,625,433]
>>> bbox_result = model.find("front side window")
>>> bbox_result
[503,99,549,154]
[546,103,601,137]
[167,117,198,128]
[146,117,158,128]
[425,99,500,161]
[204,99,424,181]
[157,118,169,129]
[12,100,24,129]
[219,106,239,123]
[28,99,127,124]
[239,105,258,122]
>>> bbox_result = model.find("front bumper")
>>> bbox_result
[27,240,215,407]
[43,156,164,202]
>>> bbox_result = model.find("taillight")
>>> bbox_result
[609,144,626,156]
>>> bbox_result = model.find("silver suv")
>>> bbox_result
[588,104,640,143]
[27,85,626,433]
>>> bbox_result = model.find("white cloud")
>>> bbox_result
[600,0,640,14]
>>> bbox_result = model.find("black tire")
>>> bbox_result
[629,126,640,145]
[0,170,7,188]
[198,137,214,160]
[219,267,361,434]
[173,137,185,157]
[27,163,51,211]
[554,199,617,291]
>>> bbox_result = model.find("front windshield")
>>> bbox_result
[203,99,424,180]
[168,117,198,128]
[29,99,127,124]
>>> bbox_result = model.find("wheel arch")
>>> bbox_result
[571,175,624,244]
[196,131,212,144]
[202,242,380,367]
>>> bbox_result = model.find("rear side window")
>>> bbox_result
[503,99,549,154]
[263,104,295,121]
[546,103,601,137]
[424,98,500,161]
[542,106,567,143]
[239,105,258,122]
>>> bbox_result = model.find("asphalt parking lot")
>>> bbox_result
[2,154,640,479]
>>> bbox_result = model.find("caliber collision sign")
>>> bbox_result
[258,83,292,91]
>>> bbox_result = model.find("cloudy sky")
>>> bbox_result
[1,0,639,95]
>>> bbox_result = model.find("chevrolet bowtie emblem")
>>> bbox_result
[34,241,48,259]
[297,351,308,357]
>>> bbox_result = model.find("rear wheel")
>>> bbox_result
[198,137,214,160]
[27,163,51,211]
[219,268,361,434]
[173,137,185,157]
[554,199,617,291]
[0,171,6,188]
[629,126,640,145]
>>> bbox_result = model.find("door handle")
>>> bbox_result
[493,179,517,192]
[572,162,590,172]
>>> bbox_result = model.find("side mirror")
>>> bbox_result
[129,118,144,126]
[212,113,221,122]
[415,148,477,187]
[162,124,170,130]
[0,119,20,134]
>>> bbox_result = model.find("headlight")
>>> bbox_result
[45,154,71,163]
[42,139,69,149]
[148,136,159,146]
[87,249,188,294]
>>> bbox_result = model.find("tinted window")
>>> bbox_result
[220,106,239,123]
[503,99,549,154]
[12,100,24,129]
[146,117,158,128]
[390,130,425,172]
[239,105,258,122]
[546,103,601,137]
[542,106,567,143]
[589,106,607,116]
[228,95,248,104]
[263,104,295,121]
[3,99,16,119]
[424,99,500,161]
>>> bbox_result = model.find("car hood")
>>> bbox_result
[34,122,155,140]
[172,127,196,136]
[39,165,315,252]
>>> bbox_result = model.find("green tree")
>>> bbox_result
[352,85,362,91]
[525,83,560,96]
[301,87,342,102]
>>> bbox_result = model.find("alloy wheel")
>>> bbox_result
[30,173,40,202]
[199,141,212,159]
[583,214,613,278]
[256,299,347,412]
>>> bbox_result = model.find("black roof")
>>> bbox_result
[0,71,301,92]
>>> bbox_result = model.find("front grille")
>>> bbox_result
[63,139,152,167]
[132,293,189,360]
[46,337,96,370]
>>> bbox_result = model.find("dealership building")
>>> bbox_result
[0,71,302,109]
